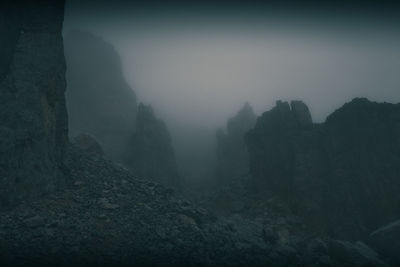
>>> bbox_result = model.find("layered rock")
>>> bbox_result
[0,1,68,207]
[64,30,137,162]
[216,102,256,185]
[124,103,180,187]
[246,98,400,239]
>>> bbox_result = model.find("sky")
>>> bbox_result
[64,0,400,127]
[63,0,400,182]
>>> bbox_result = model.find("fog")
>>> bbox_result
[63,0,400,184]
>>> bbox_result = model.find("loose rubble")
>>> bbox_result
[0,144,391,266]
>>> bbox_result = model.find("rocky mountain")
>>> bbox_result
[246,98,400,240]
[64,30,137,162]
[0,1,68,207]
[0,2,397,266]
[124,103,180,187]
[216,102,256,185]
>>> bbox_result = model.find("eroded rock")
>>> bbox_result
[216,102,256,185]
[124,103,180,187]
[246,98,400,239]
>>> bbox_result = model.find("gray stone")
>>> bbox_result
[262,226,279,244]
[72,133,103,157]
[99,198,120,210]
[307,238,329,255]
[24,215,45,228]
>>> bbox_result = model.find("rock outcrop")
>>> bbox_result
[64,30,137,162]
[246,98,400,239]
[124,103,180,187]
[0,1,68,207]
[216,102,256,185]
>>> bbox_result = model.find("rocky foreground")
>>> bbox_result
[0,143,392,266]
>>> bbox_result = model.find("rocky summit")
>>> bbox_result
[246,98,400,240]
[124,103,180,188]
[216,102,257,185]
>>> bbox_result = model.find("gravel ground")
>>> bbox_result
[0,144,390,266]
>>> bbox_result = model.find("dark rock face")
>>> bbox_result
[64,30,137,162]
[124,103,180,187]
[246,100,318,198]
[246,98,400,239]
[0,1,68,207]
[216,102,256,185]
[291,100,312,125]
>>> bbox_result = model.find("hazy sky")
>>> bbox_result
[64,1,400,129]
[63,1,400,182]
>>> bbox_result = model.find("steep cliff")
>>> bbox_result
[0,1,68,207]
[64,30,137,162]
[124,103,180,187]
[246,98,400,239]
[216,102,256,185]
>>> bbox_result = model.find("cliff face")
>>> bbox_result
[216,103,256,185]
[64,30,137,162]
[246,98,400,239]
[0,1,68,207]
[124,103,180,187]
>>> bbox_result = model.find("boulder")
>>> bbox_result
[72,133,103,157]
[24,215,45,228]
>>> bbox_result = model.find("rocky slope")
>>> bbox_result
[0,1,68,207]
[64,30,137,162]
[124,103,180,187]
[0,144,389,266]
[216,102,257,185]
[246,98,400,240]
